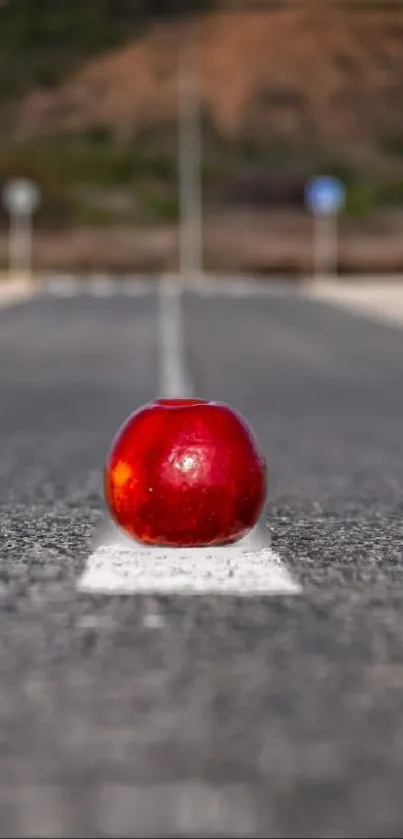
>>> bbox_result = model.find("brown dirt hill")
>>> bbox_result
[9,6,403,160]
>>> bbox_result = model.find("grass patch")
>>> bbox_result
[0,124,400,226]
[374,179,403,207]
[378,134,403,158]
[0,126,180,225]
[344,183,374,217]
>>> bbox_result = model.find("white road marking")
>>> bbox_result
[191,275,298,298]
[90,275,114,296]
[40,274,157,297]
[122,278,157,296]
[37,272,302,300]
[0,784,71,838]
[158,276,192,397]
[0,781,257,836]
[96,781,256,837]
[142,607,165,628]
[78,545,300,596]
[78,515,301,596]
[44,274,79,296]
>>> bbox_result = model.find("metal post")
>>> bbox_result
[313,213,338,280]
[157,22,203,399]
[178,21,203,288]
[9,209,32,277]
[2,179,40,282]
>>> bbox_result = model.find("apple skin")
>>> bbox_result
[104,397,267,547]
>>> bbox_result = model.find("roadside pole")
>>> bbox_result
[2,179,41,283]
[305,176,346,281]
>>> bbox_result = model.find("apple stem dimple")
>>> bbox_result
[154,398,207,408]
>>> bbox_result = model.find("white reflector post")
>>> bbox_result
[3,179,41,280]
[305,175,346,281]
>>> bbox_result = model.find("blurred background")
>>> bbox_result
[0,0,403,278]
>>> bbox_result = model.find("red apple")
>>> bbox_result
[104,397,267,547]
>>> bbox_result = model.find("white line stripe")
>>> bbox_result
[6,785,69,838]
[123,279,156,296]
[158,277,192,397]
[78,545,300,596]
[190,276,299,298]
[38,272,300,300]
[45,274,78,296]
[0,781,257,837]
[96,782,256,836]
[90,276,114,296]
[78,517,301,596]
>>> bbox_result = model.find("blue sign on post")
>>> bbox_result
[305,175,346,216]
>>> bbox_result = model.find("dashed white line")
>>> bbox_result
[44,274,79,296]
[78,516,301,596]
[90,275,114,296]
[96,781,257,837]
[38,272,301,300]
[0,781,258,837]
[123,279,157,296]
[142,607,165,628]
[39,274,157,297]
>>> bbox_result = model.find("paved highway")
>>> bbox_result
[1,278,403,837]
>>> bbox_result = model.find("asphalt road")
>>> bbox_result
[2,280,403,837]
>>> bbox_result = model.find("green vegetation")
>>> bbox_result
[0,124,400,227]
[344,183,374,218]
[374,180,403,207]
[0,127,181,226]
[378,134,403,158]
[0,0,214,102]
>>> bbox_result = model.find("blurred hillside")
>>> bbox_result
[0,1,211,102]
[7,2,403,158]
[1,1,403,274]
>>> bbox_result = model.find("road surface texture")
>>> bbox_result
[1,279,403,837]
